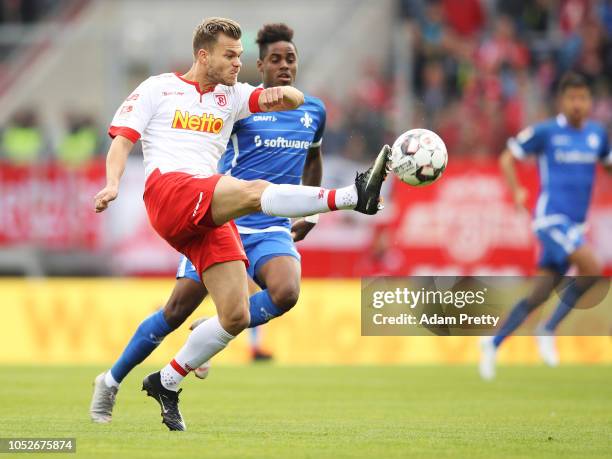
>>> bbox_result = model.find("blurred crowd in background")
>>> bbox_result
[0,0,61,24]
[1,0,611,166]
[0,0,611,279]
[399,0,612,158]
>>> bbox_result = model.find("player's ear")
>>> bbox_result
[256,58,264,73]
[196,48,208,64]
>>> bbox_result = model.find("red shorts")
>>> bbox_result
[143,169,248,276]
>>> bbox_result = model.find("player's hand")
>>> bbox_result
[94,185,118,213]
[291,218,316,242]
[513,187,529,213]
[259,87,284,110]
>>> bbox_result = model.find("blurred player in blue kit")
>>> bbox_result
[91,23,326,422]
[480,73,612,380]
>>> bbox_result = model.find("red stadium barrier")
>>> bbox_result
[0,160,106,250]
[298,159,612,277]
[0,158,610,275]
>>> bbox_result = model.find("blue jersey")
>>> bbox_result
[508,114,611,224]
[219,95,326,231]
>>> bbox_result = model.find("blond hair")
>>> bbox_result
[193,17,242,54]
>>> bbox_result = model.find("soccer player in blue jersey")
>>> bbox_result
[479,73,612,380]
[91,23,327,424]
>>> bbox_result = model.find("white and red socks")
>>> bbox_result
[260,184,358,217]
[159,316,234,391]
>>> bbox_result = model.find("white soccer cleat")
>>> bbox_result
[89,372,118,423]
[536,333,559,367]
[189,317,212,379]
[479,337,497,381]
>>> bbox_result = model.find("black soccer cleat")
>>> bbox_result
[142,371,186,431]
[354,145,392,215]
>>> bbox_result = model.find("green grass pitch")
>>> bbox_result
[0,365,610,458]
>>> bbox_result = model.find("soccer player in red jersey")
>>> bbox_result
[94,17,390,430]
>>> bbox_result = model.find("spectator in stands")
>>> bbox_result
[441,0,485,38]
[422,59,447,125]
[0,108,45,163]
[56,111,101,167]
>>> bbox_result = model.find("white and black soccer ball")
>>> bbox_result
[390,129,448,186]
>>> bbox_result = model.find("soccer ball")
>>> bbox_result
[390,129,447,186]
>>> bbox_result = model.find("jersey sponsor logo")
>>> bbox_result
[554,149,598,164]
[214,93,227,107]
[171,110,224,134]
[552,135,571,146]
[252,114,277,122]
[253,135,311,149]
[300,111,313,128]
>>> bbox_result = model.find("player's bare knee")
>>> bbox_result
[269,283,300,311]
[526,293,548,309]
[242,180,270,211]
[163,299,198,329]
[219,305,250,334]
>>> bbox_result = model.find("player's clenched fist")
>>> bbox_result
[260,86,284,109]
[94,185,118,212]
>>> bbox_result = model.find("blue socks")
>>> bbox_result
[543,281,583,333]
[110,310,173,383]
[493,299,534,348]
[109,290,285,385]
[248,290,285,327]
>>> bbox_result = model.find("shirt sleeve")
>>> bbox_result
[233,82,264,121]
[311,101,327,148]
[598,130,611,165]
[108,78,156,143]
[506,122,548,160]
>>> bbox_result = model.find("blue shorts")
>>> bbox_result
[176,230,300,283]
[534,217,585,275]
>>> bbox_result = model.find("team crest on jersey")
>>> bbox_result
[214,93,227,107]
[587,133,600,149]
[301,112,313,129]
[172,110,224,134]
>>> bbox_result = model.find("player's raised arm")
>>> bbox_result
[258,86,304,112]
[499,148,528,213]
[94,136,134,212]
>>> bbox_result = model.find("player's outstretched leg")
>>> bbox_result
[209,145,392,226]
[89,279,206,423]
[260,144,392,217]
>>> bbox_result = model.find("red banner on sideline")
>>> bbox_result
[0,160,106,250]
[299,159,612,277]
[0,158,610,276]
